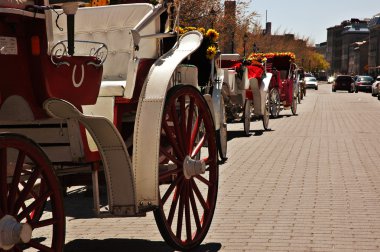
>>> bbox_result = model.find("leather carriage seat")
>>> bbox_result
[46,3,159,98]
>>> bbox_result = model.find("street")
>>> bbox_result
[51,83,380,251]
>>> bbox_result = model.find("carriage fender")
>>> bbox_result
[251,72,272,116]
[44,98,136,216]
[210,68,224,131]
[133,31,203,210]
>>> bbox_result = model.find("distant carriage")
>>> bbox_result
[248,52,301,118]
[217,54,272,135]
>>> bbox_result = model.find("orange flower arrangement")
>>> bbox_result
[248,52,296,62]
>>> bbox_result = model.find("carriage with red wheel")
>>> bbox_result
[0,0,225,251]
[248,52,301,118]
[217,54,272,135]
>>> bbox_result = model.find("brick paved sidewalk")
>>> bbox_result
[210,84,380,251]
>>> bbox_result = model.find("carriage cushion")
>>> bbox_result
[98,81,126,97]
[176,65,198,87]
[46,4,159,97]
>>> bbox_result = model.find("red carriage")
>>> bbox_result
[0,0,225,251]
[248,52,301,118]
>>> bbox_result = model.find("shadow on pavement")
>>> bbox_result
[227,129,270,141]
[65,239,222,252]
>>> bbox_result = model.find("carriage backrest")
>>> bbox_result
[45,4,159,84]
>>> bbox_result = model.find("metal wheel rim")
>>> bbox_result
[154,85,218,251]
[269,89,280,118]
[218,98,227,159]
[291,95,297,115]
[243,99,251,136]
[262,93,270,130]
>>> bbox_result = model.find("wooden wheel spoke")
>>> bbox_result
[189,187,201,231]
[17,190,51,222]
[159,167,182,182]
[161,176,183,205]
[0,148,8,214]
[167,181,184,226]
[159,147,182,167]
[204,157,215,166]
[191,135,206,158]
[8,152,26,213]
[162,120,184,160]
[13,169,40,215]
[184,184,192,242]
[195,175,212,187]
[21,202,32,223]
[189,117,201,155]
[13,246,23,252]
[179,96,187,147]
[19,180,40,199]
[170,103,186,154]
[31,218,57,229]
[28,239,54,252]
[191,180,209,211]
[185,97,195,152]
[176,187,185,239]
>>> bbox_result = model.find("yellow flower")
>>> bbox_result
[176,26,185,34]
[206,45,217,60]
[205,29,219,42]
[197,27,206,35]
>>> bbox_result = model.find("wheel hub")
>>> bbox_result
[0,215,32,250]
[183,155,206,179]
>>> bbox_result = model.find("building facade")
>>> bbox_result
[368,13,380,76]
[348,41,368,75]
[326,18,369,74]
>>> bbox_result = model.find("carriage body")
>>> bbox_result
[248,52,300,117]
[0,2,222,251]
[217,53,271,135]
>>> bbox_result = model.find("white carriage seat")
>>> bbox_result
[176,64,198,88]
[45,4,159,98]
[218,54,243,94]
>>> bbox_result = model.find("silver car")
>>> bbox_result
[304,76,318,90]
[371,76,380,97]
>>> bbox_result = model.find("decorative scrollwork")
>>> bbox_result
[50,41,69,66]
[50,40,108,67]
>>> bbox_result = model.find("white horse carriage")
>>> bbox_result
[0,0,226,250]
[217,54,272,135]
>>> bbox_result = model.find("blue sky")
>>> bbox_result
[249,0,380,44]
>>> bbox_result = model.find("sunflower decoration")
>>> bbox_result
[205,29,219,42]
[206,45,217,60]
[177,26,220,60]
[87,0,109,6]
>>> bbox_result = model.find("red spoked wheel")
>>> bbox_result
[0,133,65,252]
[154,85,218,251]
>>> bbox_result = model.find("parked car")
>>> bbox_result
[304,73,314,78]
[304,76,318,90]
[332,75,355,93]
[354,75,374,93]
[371,76,380,96]
[327,76,335,84]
